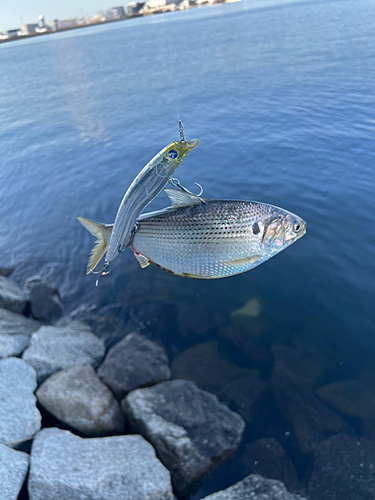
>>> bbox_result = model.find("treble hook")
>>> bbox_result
[178,118,185,142]
[168,177,205,200]
[90,261,111,287]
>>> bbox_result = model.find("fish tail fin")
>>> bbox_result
[77,217,113,274]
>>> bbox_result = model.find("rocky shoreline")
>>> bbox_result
[0,269,374,500]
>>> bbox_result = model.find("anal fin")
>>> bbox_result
[134,251,150,269]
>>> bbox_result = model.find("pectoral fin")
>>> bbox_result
[133,252,150,269]
[222,254,265,271]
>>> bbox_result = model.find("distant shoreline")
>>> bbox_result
[0,17,130,45]
[0,1,237,45]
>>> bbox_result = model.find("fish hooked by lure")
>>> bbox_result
[78,188,306,280]
[79,120,199,275]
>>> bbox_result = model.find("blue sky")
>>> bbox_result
[0,0,128,32]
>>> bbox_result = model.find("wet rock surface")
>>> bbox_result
[28,428,174,500]
[27,279,64,323]
[22,324,105,383]
[0,276,27,314]
[0,267,14,277]
[98,332,171,399]
[122,379,245,497]
[242,438,299,492]
[307,434,375,500]
[199,474,307,500]
[0,308,42,358]
[0,357,41,446]
[36,365,125,436]
[0,443,30,500]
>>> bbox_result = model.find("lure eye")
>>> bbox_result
[168,149,178,159]
[293,222,301,233]
[252,222,260,235]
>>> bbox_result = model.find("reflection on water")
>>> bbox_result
[1,0,375,498]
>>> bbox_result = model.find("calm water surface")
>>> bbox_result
[0,0,374,497]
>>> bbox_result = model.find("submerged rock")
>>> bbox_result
[271,342,326,388]
[0,276,27,314]
[176,302,225,338]
[316,379,375,419]
[122,379,245,497]
[307,434,375,500]
[218,326,272,367]
[0,443,30,500]
[98,332,171,400]
[200,474,307,500]
[63,303,126,348]
[124,299,178,341]
[22,324,105,383]
[0,308,42,358]
[171,341,254,397]
[36,365,125,436]
[0,357,41,446]
[27,279,64,323]
[28,428,174,500]
[220,374,269,423]
[242,438,299,492]
[272,379,353,454]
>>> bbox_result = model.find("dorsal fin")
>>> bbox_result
[164,188,205,208]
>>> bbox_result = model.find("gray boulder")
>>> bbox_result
[0,308,42,358]
[0,357,41,446]
[36,365,125,436]
[22,324,105,383]
[307,434,375,500]
[98,332,171,399]
[199,474,307,500]
[28,428,174,500]
[27,280,64,323]
[0,443,30,500]
[242,438,299,492]
[122,379,245,497]
[0,276,27,314]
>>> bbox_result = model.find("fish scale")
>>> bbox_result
[132,198,304,279]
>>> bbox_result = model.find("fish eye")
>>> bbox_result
[252,222,260,235]
[293,222,301,233]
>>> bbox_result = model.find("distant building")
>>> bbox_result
[93,7,126,21]
[6,29,20,38]
[57,19,79,29]
[45,20,59,30]
[125,2,146,16]
[108,6,126,17]
[19,23,38,35]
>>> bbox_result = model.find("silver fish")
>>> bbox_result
[78,136,198,274]
[78,188,306,279]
